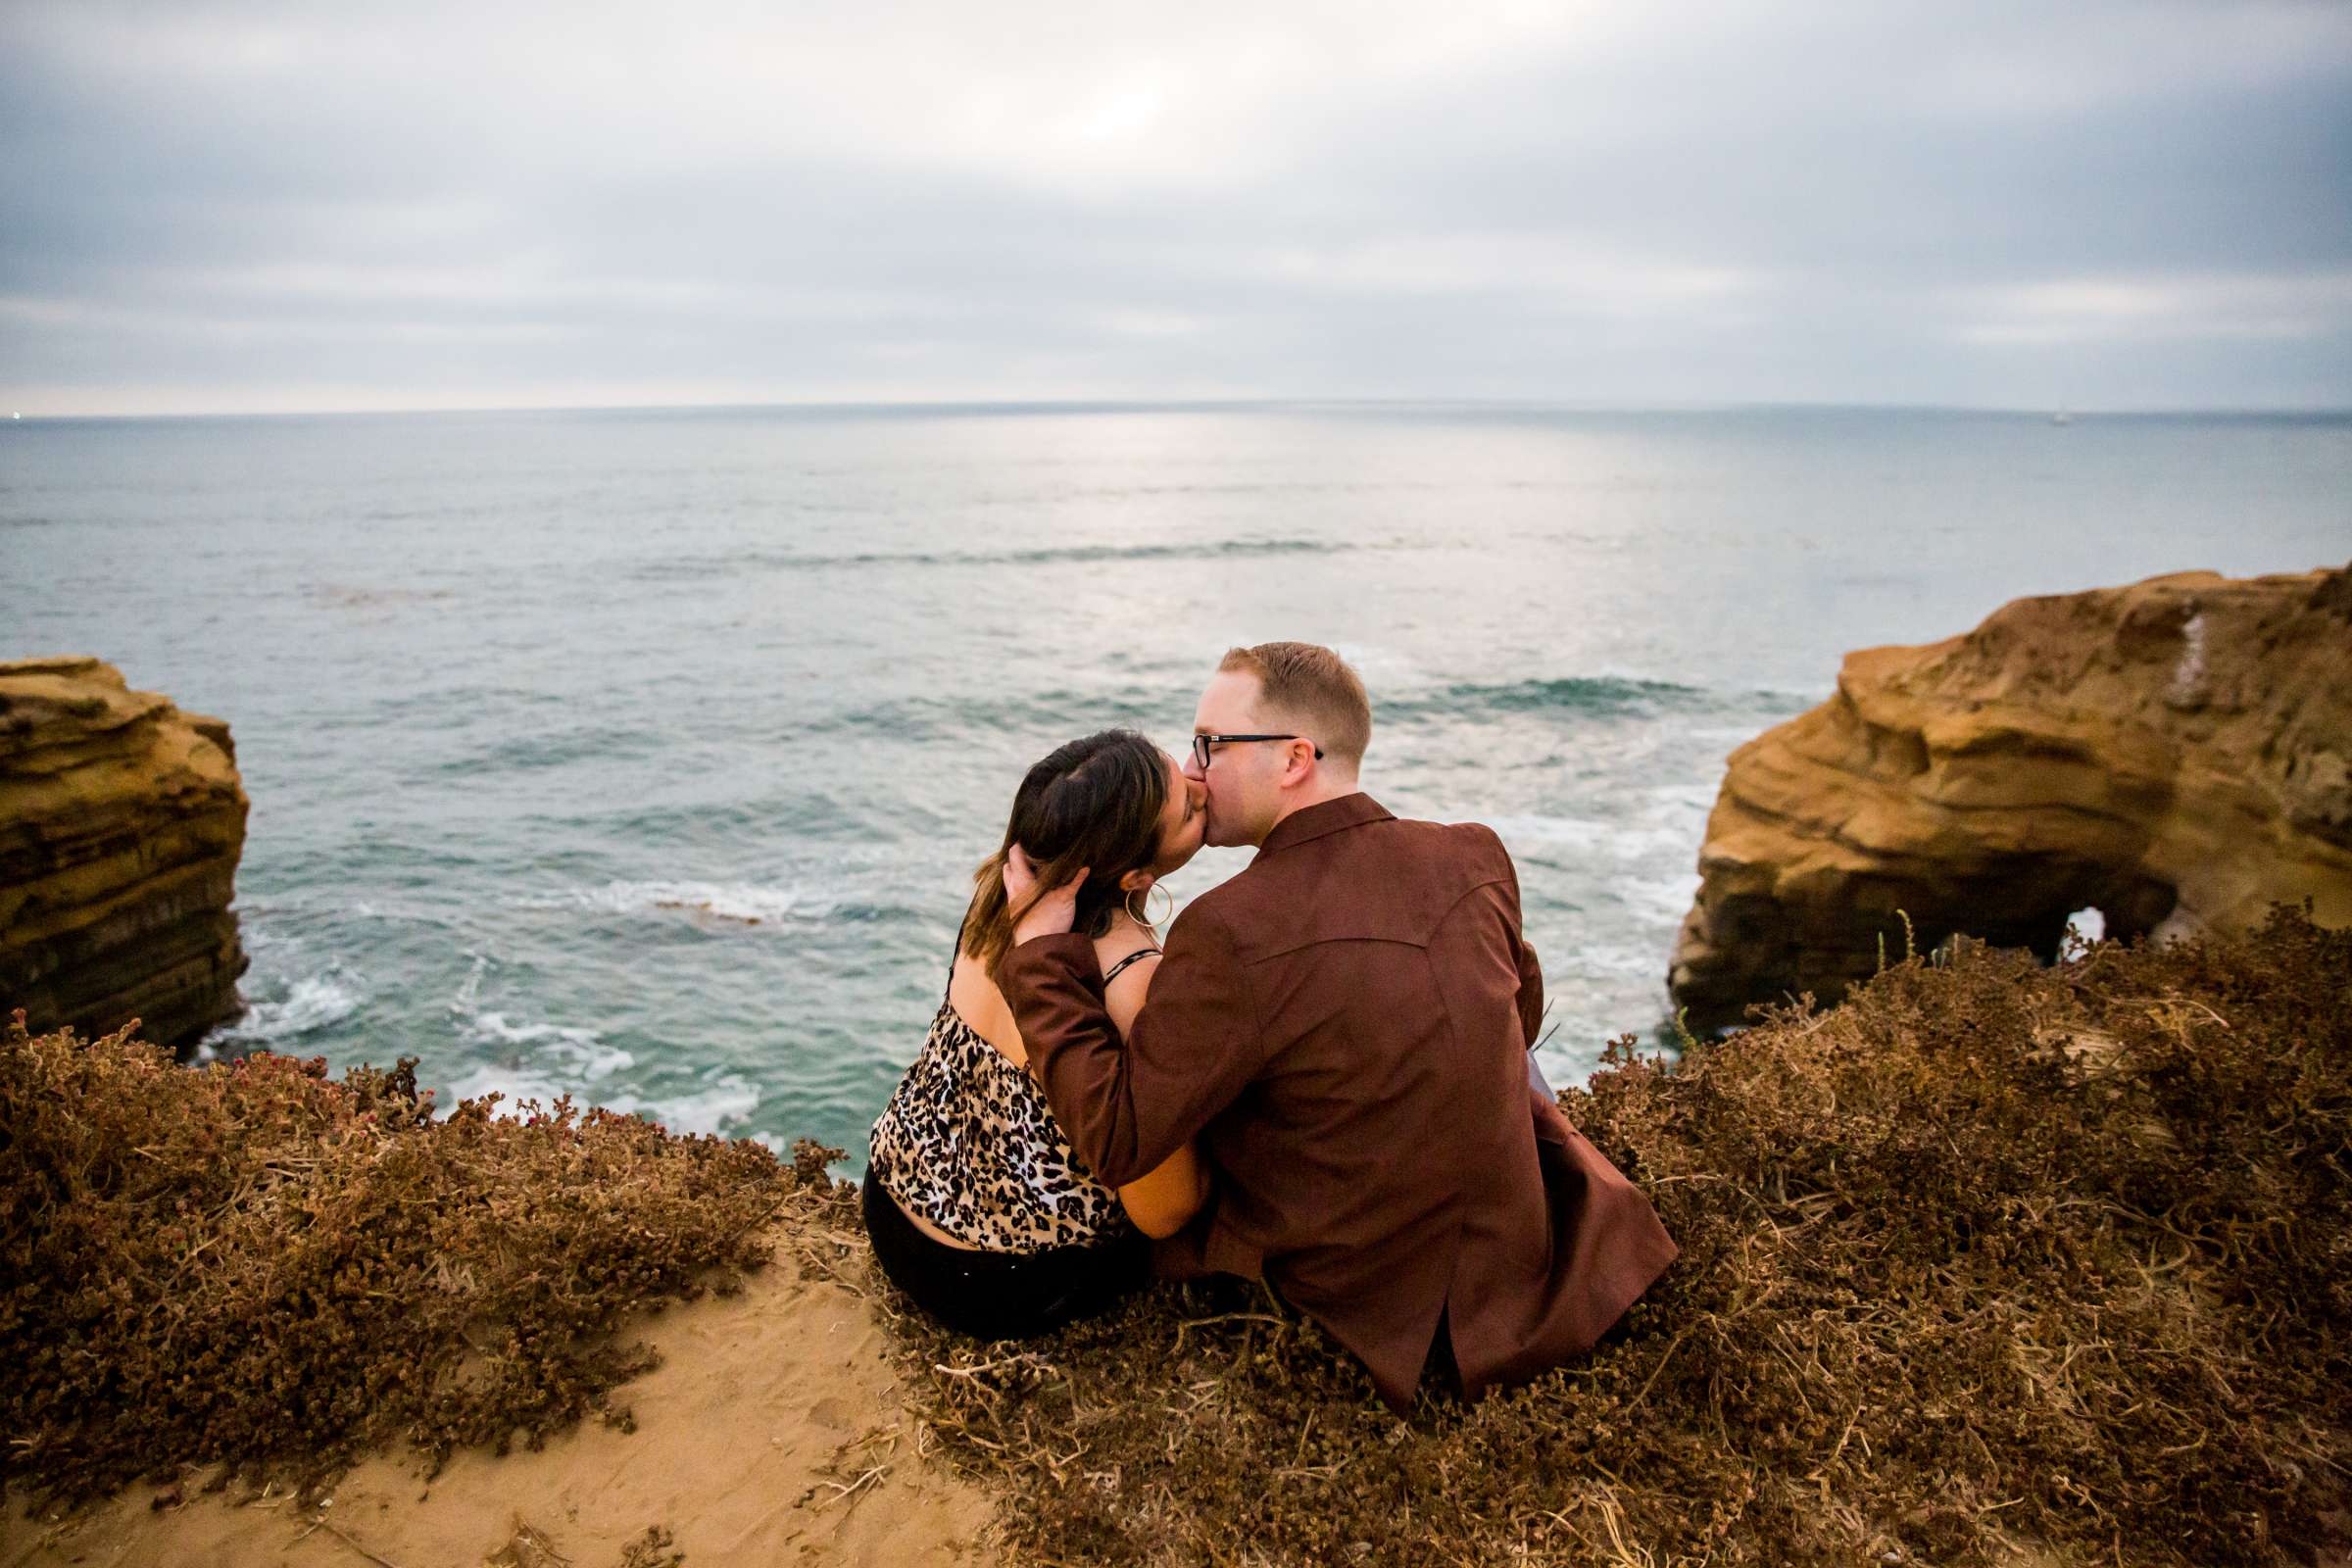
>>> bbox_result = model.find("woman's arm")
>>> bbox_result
[1102,953,1210,1239]
[1001,857,1262,1188]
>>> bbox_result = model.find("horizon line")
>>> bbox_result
[8,395,2352,424]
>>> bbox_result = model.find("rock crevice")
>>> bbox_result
[1670,565,2352,1031]
[1,657,248,1052]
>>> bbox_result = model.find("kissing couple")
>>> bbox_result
[864,641,1677,1409]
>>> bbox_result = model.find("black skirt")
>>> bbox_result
[860,1169,1150,1340]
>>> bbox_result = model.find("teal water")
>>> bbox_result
[4,404,2347,1164]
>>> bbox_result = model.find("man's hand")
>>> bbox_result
[1004,844,1088,947]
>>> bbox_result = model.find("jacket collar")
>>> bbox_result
[1251,792,1392,861]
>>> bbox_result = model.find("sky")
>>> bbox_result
[4,0,2349,416]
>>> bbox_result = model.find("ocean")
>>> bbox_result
[4,403,2347,1166]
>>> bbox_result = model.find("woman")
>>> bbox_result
[864,729,1210,1339]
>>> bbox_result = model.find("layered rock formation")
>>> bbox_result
[1670,565,2352,1031]
[2,658,248,1052]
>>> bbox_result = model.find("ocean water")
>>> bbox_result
[4,404,2347,1165]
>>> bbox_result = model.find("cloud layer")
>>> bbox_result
[5,0,2348,414]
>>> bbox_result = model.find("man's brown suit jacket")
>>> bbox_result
[998,792,1678,1410]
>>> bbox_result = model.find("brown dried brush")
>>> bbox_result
[882,906,2352,1567]
[0,1013,828,1504]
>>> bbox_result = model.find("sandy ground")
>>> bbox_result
[1,1247,996,1568]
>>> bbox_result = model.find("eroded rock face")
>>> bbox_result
[1,657,248,1052]
[1670,566,2352,1032]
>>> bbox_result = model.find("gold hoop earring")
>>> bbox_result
[1126,882,1174,930]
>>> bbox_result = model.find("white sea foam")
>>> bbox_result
[634,1073,761,1137]
[454,951,493,1010]
[439,1062,577,1112]
[455,1008,636,1081]
[1569,945,1668,979]
[516,880,831,927]
[437,1054,756,1137]
[215,970,366,1045]
[441,992,751,1134]
[1688,722,1783,745]
[1482,813,1690,861]
[1622,873,1704,925]
[1642,782,1721,815]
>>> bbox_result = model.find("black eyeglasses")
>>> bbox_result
[1190,733,1323,770]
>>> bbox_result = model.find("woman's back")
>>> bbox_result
[945,953,1027,1066]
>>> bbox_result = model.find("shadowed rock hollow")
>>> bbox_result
[1670,565,2352,1031]
[0,657,248,1053]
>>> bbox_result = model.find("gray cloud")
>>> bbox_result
[4,0,2348,413]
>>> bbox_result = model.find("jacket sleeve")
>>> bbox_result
[1477,821,1545,1050]
[1516,931,1545,1052]
[997,904,1261,1189]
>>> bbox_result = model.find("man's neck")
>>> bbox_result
[1251,777,1361,846]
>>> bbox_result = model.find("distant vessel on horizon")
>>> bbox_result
[2051,409,2073,425]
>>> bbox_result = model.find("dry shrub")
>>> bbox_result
[887,906,2352,1566]
[0,1012,814,1504]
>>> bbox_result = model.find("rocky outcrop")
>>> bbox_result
[2,658,248,1052]
[1670,566,2352,1031]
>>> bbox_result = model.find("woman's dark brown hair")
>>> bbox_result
[962,729,1169,975]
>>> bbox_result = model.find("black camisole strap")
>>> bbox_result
[1101,947,1162,988]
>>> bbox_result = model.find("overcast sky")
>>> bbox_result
[4,0,2349,416]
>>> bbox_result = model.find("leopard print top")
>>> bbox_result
[868,985,1138,1254]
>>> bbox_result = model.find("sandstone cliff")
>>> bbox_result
[1670,565,2352,1031]
[1,657,248,1052]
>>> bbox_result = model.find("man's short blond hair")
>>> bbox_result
[1218,642,1372,767]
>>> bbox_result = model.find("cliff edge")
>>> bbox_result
[0,657,249,1053]
[1669,564,2352,1031]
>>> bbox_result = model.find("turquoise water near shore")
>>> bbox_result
[4,404,2347,1163]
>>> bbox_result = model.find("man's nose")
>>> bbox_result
[1182,751,1207,783]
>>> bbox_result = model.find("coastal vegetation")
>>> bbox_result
[0,1016,802,1503]
[888,906,2349,1565]
[4,907,2346,1565]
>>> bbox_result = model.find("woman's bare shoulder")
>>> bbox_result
[1091,913,1163,971]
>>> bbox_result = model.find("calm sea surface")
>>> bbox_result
[5,404,2347,1165]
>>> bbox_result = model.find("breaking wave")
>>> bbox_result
[514,880,832,927]
[212,969,366,1046]
[633,535,1337,580]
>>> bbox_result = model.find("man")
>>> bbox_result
[999,642,1676,1410]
